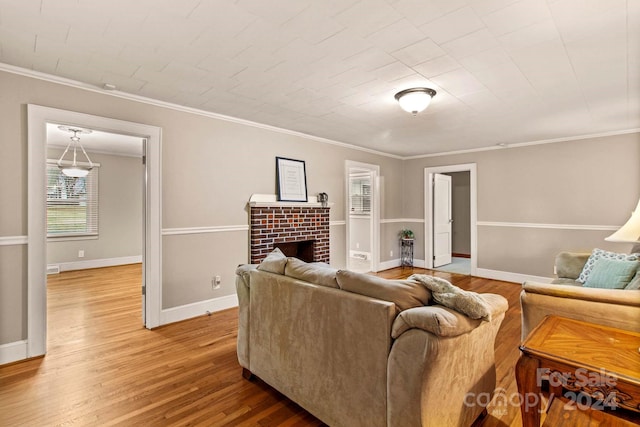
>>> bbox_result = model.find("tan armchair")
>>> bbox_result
[520,252,640,340]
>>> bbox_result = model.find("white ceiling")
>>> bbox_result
[2,0,638,157]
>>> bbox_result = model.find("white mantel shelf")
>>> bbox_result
[249,194,333,208]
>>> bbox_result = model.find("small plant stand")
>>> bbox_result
[400,238,414,268]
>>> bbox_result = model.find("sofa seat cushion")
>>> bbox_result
[336,270,430,312]
[284,257,339,288]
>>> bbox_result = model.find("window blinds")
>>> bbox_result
[46,161,99,237]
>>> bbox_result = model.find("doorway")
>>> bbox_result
[46,125,145,322]
[345,161,380,273]
[424,164,477,276]
[27,105,162,358]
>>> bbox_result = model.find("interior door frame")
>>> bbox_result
[27,105,162,358]
[424,163,477,274]
[345,160,380,272]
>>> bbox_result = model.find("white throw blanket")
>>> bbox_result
[409,274,492,321]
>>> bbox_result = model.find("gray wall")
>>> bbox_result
[46,149,143,265]
[0,70,403,343]
[404,133,640,276]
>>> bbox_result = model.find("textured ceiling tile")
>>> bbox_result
[391,38,445,67]
[365,19,426,53]
[0,0,636,156]
[481,0,552,36]
[390,0,466,27]
[413,55,461,78]
[419,6,485,44]
[468,0,521,17]
[441,29,500,59]
[431,68,487,97]
[497,19,559,50]
[236,0,311,26]
[280,4,345,44]
[333,0,403,38]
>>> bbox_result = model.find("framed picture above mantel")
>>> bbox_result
[276,157,308,202]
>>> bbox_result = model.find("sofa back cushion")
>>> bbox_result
[256,248,287,275]
[336,270,430,312]
[284,257,339,288]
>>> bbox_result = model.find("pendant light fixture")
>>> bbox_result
[56,126,94,178]
[395,88,437,115]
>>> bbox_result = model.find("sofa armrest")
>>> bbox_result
[387,296,507,427]
[520,281,640,341]
[555,252,589,280]
[235,264,257,370]
[391,294,508,338]
[522,281,640,307]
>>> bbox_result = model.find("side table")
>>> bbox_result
[515,316,640,427]
[400,238,414,267]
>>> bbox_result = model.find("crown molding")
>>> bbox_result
[0,62,402,160]
[404,128,640,160]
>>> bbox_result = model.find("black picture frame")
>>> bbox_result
[276,157,308,202]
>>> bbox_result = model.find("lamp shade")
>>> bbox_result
[395,88,436,115]
[605,198,640,242]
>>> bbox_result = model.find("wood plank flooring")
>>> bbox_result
[0,265,525,426]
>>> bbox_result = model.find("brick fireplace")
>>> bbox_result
[249,194,330,264]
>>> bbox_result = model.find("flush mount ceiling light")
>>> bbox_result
[394,88,437,115]
[57,126,94,178]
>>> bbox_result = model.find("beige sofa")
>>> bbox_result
[520,251,640,340]
[235,255,508,427]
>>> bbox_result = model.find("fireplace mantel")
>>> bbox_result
[248,193,332,208]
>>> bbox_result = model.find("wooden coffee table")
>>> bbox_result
[515,316,640,427]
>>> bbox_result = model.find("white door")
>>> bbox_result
[433,173,452,267]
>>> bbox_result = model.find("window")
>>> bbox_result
[350,176,371,214]
[46,161,99,238]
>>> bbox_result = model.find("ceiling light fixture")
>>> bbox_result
[394,88,437,115]
[57,126,94,178]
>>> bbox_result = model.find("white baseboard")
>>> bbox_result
[377,258,426,271]
[475,268,552,284]
[377,259,400,271]
[0,340,27,365]
[160,294,239,326]
[56,255,142,272]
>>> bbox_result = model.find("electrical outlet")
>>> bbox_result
[356,242,360,249]
[553,265,557,275]
[78,250,85,258]
[390,250,393,257]
[212,275,221,290]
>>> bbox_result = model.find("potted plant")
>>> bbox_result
[399,228,414,240]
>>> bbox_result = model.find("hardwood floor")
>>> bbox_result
[0,265,525,426]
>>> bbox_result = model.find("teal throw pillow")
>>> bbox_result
[583,258,639,289]
[577,248,640,283]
